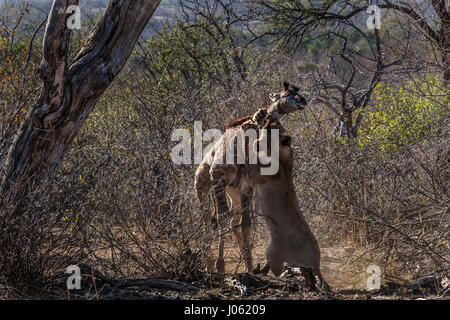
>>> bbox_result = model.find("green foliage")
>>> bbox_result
[359,77,447,152]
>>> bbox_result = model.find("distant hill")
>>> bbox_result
[2,0,178,37]
[2,0,177,24]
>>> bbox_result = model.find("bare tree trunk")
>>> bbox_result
[0,0,160,200]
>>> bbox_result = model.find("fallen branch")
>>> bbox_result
[113,278,201,293]
[75,265,201,293]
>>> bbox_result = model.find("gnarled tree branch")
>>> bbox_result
[1,0,161,199]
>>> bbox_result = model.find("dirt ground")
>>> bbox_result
[45,227,448,300]
[219,231,366,290]
[192,232,448,300]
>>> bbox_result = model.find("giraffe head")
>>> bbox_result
[267,81,307,117]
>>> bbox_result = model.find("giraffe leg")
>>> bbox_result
[228,185,253,273]
[239,187,254,273]
[227,186,245,268]
[203,206,216,273]
[230,212,243,247]
[210,164,234,274]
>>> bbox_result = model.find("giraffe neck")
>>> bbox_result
[265,100,282,117]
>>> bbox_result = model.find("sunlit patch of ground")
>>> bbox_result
[218,233,366,291]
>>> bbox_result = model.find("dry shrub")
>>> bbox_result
[0,178,91,296]
[289,118,449,279]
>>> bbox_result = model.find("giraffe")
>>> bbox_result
[194,82,307,274]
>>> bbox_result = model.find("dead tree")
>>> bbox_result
[0,0,161,200]
[255,0,449,83]
[177,0,258,89]
[314,24,410,139]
